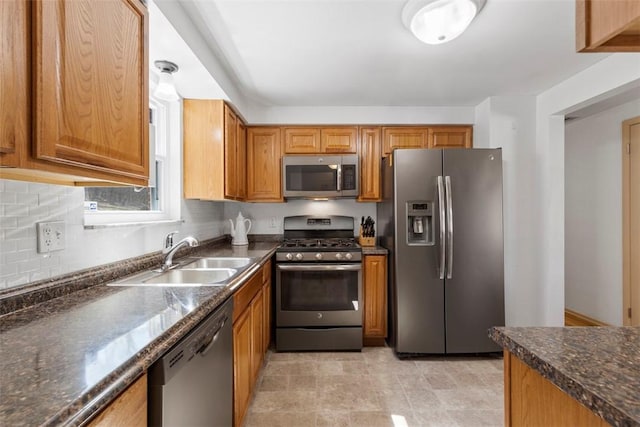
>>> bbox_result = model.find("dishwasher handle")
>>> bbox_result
[198,315,228,357]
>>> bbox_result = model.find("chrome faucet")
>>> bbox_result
[161,232,199,271]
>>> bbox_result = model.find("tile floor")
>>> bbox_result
[244,347,504,427]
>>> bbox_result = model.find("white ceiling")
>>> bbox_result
[175,0,610,107]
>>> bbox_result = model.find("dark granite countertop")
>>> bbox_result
[0,242,278,427]
[361,246,388,255]
[489,326,640,427]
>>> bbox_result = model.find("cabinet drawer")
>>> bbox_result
[233,271,263,323]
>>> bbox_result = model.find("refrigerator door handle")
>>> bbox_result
[437,176,446,279]
[445,175,454,279]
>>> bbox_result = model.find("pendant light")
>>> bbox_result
[153,60,180,101]
[402,0,486,45]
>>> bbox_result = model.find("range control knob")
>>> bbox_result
[295,253,304,261]
[335,253,343,260]
[285,253,293,261]
[345,253,353,260]
[314,253,323,260]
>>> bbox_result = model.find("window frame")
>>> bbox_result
[83,83,181,227]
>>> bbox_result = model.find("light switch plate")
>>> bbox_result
[37,221,65,253]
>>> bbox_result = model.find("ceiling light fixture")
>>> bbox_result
[402,0,486,45]
[153,60,180,101]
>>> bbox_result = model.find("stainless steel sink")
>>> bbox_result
[108,256,257,287]
[180,257,255,269]
[143,268,237,285]
[108,267,237,287]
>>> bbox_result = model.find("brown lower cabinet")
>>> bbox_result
[233,262,272,427]
[87,374,147,427]
[504,351,608,426]
[363,254,388,346]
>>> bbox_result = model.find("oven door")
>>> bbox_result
[276,263,362,327]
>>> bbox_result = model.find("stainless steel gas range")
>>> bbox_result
[275,215,363,351]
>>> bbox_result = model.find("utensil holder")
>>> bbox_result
[359,226,376,247]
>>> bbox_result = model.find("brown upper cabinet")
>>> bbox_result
[1,0,149,186]
[320,127,358,153]
[382,126,473,155]
[283,127,357,154]
[358,127,382,201]
[283,127,321,153]
[429,126,473,149]
[576,0,640,52]
[246,127,283,202]
[183,100,247,201]
[382,127,429,156]
[0,0,28,169]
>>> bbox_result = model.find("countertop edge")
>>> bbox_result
[50,247,277,427]
[489,327,637,427]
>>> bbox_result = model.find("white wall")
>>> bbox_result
[536,54,640,325]
[565,99,639,326]
[247,105,475,125]
[474,96,539,326]
[224,200,376,236]
[0,179,226,290]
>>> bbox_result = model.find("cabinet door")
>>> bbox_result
[382,127,429,156]
[321,127,357,153]
[363,255,388,343]
[429,126,472,149]
[283,127,321,153]
[0,0,28,168]
[33,0,149,185]
[251,290,264,383]
[358,127,382,201]
[237,121,247,200]
[577,0,640,52]
[88,374,147,427]
[224,105,238,199]
[233,308,252,427]
[183,99,225,200]
[247,127,283,202]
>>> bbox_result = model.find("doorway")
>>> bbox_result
[623,116,640,326]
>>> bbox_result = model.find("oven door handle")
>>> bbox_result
[277,264,361,271]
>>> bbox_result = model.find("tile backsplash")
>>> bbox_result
[0,179,226,290]
[0,179,378,291]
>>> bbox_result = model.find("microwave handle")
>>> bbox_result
[336,164,342,191]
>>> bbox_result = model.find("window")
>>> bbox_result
[83,88,180,226]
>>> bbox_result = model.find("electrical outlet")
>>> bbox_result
[269,217,278,229]
[37,221,65,253]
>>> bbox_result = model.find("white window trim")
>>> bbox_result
[84,78,182,227]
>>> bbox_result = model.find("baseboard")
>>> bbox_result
[564,309,609,326]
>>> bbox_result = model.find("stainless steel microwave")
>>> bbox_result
[282,155,359,198]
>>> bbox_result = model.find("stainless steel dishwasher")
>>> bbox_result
[149,298,233,427]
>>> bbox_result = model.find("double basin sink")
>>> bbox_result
[108,257,256,287]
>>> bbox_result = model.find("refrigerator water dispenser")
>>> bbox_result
[406,201,434,245]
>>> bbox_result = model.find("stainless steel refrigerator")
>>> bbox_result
[377,148,504,354]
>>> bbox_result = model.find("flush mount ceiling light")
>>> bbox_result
[153,60,180,101]
[402,0,486,45]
